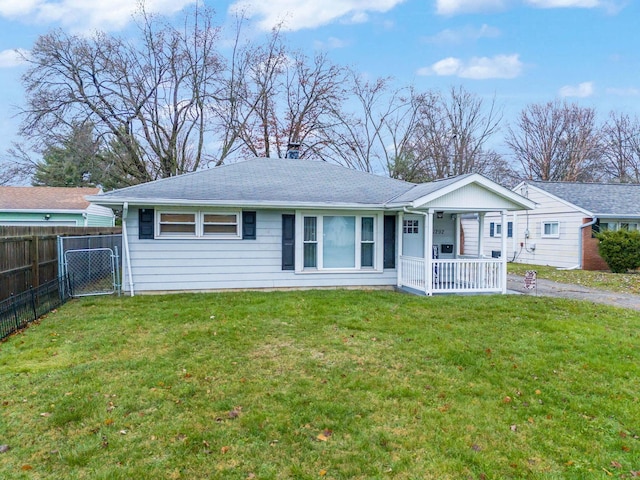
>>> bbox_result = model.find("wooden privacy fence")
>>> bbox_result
[0,226,121,302]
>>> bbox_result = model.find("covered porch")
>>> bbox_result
[387,174,534,296]
[397,209,509,295]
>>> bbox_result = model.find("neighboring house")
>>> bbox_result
[89,158,534,296]
[0,186,115,227]
[463,181,640,270]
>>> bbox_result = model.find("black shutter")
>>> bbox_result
[507,221,513,238]
[282,214,295,270]
[242,211,256,239]
[383,215,396,269]
[489,222,495,237]
[139,208,154,239]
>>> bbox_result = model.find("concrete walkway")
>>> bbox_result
[507,274,640,312]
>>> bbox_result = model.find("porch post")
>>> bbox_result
[425,210,434,296]
[511,212,518,254]
[501,210,508,294]
[478,213,485,257]
[454,213,460,257]
[397,212,404,288]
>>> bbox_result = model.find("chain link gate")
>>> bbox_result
[64,248,120,297]
[58,235,122,298]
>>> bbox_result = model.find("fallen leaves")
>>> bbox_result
[316,429,333,442]
[0,445,9,453]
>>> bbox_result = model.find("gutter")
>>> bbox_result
[122,202,135,297]
[578,216,598,270]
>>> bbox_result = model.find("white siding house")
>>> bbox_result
[463,181,640,270]
[90,158,534,295]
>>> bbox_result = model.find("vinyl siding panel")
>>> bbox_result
[124,208,396,293]
[0,212,81,226]
[422,183,525,210]
[481,189,586,268]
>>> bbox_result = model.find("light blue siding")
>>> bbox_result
[124,208,396,293]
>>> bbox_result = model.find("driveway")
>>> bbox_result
[507,274,640,312]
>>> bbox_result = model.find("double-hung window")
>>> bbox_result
[158,213,196,236]
[303,217,318,268]
[361,217,375,268]
[202,213,239,237]
[156,211,241,238]
[300,213,378,271]
[541,221,560,238]
[489,222,513,238]
[620,222,638,231]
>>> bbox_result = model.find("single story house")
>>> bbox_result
[463,181,640,270]
[0,186,115,227]
[89,158,534,296]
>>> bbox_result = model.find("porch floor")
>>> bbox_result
[395,286,522,297]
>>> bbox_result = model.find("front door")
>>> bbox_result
[402,214,424,257]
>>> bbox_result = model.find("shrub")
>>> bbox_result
[597,229,640,273]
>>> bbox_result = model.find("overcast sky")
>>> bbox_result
[0,0,638,166]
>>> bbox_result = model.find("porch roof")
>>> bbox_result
[387,173,535,211]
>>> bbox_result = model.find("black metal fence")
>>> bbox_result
[0,276,70,341]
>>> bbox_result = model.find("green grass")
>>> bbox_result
[1,290,639,479]
[508,263,640,295]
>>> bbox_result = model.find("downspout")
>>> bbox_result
[500,210,508,294]
[122,202,135,297]
[397,211,404,288]
[577,217,598,270]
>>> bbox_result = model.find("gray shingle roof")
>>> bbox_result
[95,158,417,206]
[387,174,474,204]
[529,181,640,217]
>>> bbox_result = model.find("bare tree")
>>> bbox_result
[600,112,640,183]
[327,73,430,173]
[226,35,349,161]
[506,100,603,182]
[398,86,505,182]
[18,5,223,186]
[0,144,40,185]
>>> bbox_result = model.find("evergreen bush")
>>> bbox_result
[597,229,640,273]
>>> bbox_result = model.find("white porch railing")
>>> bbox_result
[399,256,503,294]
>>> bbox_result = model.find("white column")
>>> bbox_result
[511,212,518,255]
[425,210,434,296]
[454,213,460,257]
[501,210,508,294]
[478,213,485,258]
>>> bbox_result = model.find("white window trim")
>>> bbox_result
[157,211,197,238]
[201,211,241,239]
[294,211,384,273]
[541,220,560,238]
[490,222,502,237]
[155,210,241,239]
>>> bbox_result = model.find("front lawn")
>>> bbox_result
[1,291,639,479]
